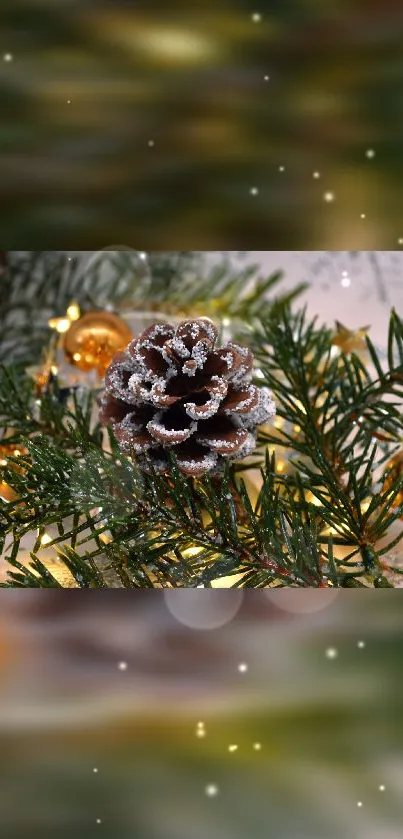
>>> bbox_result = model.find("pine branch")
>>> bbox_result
[1,287,403,587]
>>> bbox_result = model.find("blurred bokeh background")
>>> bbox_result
[1,2,403,248]
[0,590,401,838]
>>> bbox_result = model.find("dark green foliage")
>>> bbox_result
[1,302,403,587]
[1,253,402,587]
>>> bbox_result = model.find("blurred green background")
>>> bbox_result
[1,1,403,248]
[0,590,401,838]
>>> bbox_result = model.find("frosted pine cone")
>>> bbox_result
[99,319,275,476]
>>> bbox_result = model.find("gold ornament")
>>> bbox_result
[382,452,403,517]
[0,481,17,503]
[63,311,133,377]
[331,322,370,358]
[0,442,27,504]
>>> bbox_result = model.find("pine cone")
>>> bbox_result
[99,318,275,476]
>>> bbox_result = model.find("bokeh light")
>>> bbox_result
[164,589,243,629]
[263,589,340,614]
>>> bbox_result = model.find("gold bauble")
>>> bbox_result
[63,311,133,377]
[382,452,403,517]
[0,481,18,503]
[0,442,27,503]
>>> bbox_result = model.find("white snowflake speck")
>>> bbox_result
[264,75,270,81]
[238,662,248,673]
[366,149,375,159]
[228,744,238,752]
[148,140,154,147]
[93,767,99,773]
[205,784,219,797]
[357,640,365,649]
[3,53,13,62]
[325,647,338,659]
[250,186,259,196]
[313,171,320,179]
[379,784,385,791]
[357,801,363,808]
[253,742,262,750]
[251,13,262,23]
[323,191,335,203]
[278,165,285,172]
[118,661,128,670]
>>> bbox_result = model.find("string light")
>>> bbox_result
[66,302,80,321]
[250,187,259,196]
[196,721,206,738]
[228,744,238,752]
[325,647,338,659]
[253,742,262,750]
[40,533,52,546]
[313,171,320,179]
[365,149,375,159]
[251,13,262,22]
[323,191,335,203]
[3,53,13,62]
[48,302,81,334]
[238,662,248,673]
[48,317,71,334]
[205,784,219,797]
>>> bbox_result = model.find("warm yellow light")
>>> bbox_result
[50,365,59,375]
[13,449,21,457]
[40,533,52,546]
[211,573,244,588]
[73,352,82,362]
[307,492,321,507]
[50,317,71,334]
[273,417,284,429]
[0,458,7,466]
[66,302,80,321]
[276,461,285,473]
[294,424,301,433]
[132,27,216,64]
[99,533,112,544]
[183,546,202,558]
